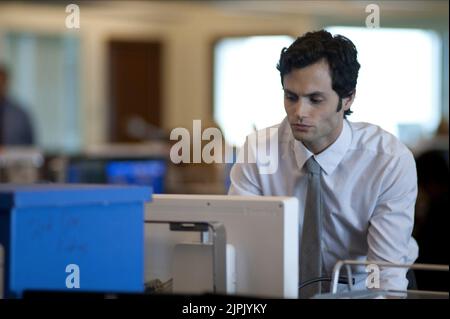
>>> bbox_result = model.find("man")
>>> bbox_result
[0,64,34,146]
[228,30,418,298]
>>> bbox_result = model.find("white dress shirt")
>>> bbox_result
[228,117,418,292]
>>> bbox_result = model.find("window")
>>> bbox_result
[213,29,442,148]
[326,26,441,146]
[214,35,294,147]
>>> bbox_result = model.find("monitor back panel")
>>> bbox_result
[145,195,299,298]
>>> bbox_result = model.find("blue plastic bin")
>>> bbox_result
[0,184,151,298]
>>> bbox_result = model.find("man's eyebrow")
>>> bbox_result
[283,89,297,96]
[307,91,325,96]
[283,89,325,97]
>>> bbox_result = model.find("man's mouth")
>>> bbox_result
[292,123,313,132]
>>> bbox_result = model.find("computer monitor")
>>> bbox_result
[66,158,167,194]
[145,194,299,298]
[106,160,166,193]
[66,158,105,184]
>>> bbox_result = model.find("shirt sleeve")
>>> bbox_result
[367,150,419,291]
[227,140,263,196]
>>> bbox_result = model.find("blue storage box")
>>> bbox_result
[0,184,151,298]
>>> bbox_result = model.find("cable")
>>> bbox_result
[299,276,355,290]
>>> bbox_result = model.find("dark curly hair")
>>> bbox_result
[277,30,360,117]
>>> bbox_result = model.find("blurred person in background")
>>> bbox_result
[0,63,35,146]
[413,117,449,160]
[413,119,449,291]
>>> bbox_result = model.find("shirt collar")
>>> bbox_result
[290,119,353,175]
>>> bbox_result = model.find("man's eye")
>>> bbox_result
[285,95,297,102]
[310,98,323,104]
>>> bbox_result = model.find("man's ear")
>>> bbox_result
[343,90,356,111]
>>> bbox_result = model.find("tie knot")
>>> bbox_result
[305,157,321,175]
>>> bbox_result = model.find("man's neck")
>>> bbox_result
[303,123,344,155]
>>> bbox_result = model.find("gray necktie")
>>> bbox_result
[299,156,322,298]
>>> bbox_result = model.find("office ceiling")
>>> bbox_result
[1,1,448,22]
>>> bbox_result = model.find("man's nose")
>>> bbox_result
[293,99,307,118]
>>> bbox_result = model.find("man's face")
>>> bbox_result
[283,59,354,154]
